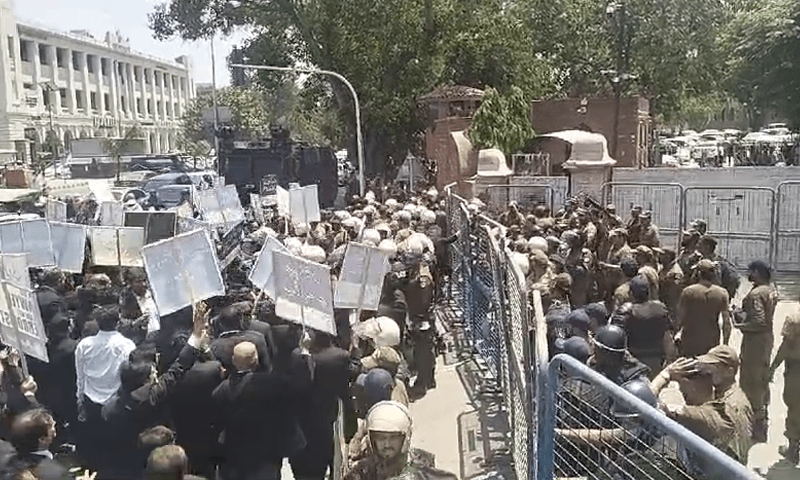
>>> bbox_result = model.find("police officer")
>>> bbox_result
[735,260,778,443]
[589,325,650,386]
[403,253,436,395]
[769,303,800,464]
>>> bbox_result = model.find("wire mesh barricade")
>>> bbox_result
[540,354,760,480]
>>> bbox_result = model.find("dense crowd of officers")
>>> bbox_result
[490,196,800,472]
[0,185,460,480]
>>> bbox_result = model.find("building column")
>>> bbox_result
[65,48,77,115]
[31,41,42,105]
[109,59,119,121]
[92,55,102,114]
[98,59,106,114]
[126,63,135,119]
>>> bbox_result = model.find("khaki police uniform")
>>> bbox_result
[780,312,800,444]
[738,284,778,428]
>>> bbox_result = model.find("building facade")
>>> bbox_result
[0,0,195,162]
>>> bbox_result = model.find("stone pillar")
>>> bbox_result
[65,48,77,115]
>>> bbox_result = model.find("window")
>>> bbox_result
[180,77,186,92]
[144,69,151,84]
[7,36,14,59]
[104,93,110,112]
[38,44,49,65]
[90,91,97,110]
[174,103,180,116]
[120,96,126,112]
[157,100,162,114]
[19,40,30,62]
[23,82,33,91]
[134,66,141,83]
[56,48,67,68]
[86,55,95,74]
[154,73,161,87]
[43,91,50,108]
[75,90,84,110]
[101,58,109,76]
[136,98,142,115]
[59,88,67,108]
[118,63,125,83]
[72,51,81,70]
[147,99,153,114]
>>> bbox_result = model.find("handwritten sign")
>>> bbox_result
[100,201,124,226]
[273,251,336,335]
[45,199,67,222]
[89,227,145,267]
[49,222,86,272]
[276,186,290,218]
[141,229,225,316]
[250,194,265,224]
[261,174,278,196]
[287,185,321,225]
[0,220,56,267]
[0,255,48,362]
[334,242,390,310]
[194,186,245,230]
[249,236,289,300]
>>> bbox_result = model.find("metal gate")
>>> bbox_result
[484,184,556,214]
[775,181,800,273]
[602,182,684,250]
[683,186,775,269]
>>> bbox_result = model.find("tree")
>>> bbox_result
[105,124,144,182]
[468,86,536,157]
[724,0,800,127]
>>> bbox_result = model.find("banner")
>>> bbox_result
[176,216,215,239]
[0,219,56,267]
[276,186,290,218]
[99,201,124,226]
[287,185,321,225]
[48,222,87,272]
[45,199,67,222]
[261,174,278,196]
[0,254,48,362]
[333,242,390,310]
[273,251,336,335]
[248,236,289,300]
[89,227,145,267]
[142,229,225,316]
[124,211,177,244]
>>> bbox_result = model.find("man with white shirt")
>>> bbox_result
[75,305,136,471]
[125,269,160,334]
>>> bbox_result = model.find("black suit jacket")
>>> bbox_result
[27,337,78,426]
[247,319,277,361]
[169,359,224,455]
[210,330,271,373]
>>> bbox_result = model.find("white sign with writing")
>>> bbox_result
[141,229,225,316]
[194,186,245,230]
[250,194,265,224]
[100,201,124,226]
[273,251,336,335]
[89,227,145,267]
[276,186,290,218]
[45,199,67,222]
[287,185,321,225]
[0,220,56,267]
[0,254,48,362]
[334,242,390,310]
[49,222,87,272]
[249,236,289,300]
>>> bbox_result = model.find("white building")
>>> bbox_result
[0,0,195,162]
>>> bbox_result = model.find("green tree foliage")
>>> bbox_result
[181,85,272,144]
[468,86,535,157]
[724,0,800,127]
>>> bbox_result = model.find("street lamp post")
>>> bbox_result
[39,81,57,172]
[229,63,366,196]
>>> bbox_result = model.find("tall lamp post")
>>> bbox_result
[38,81,57,165]
[229,63,366,196]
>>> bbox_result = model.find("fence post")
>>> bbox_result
[532,290,554,479]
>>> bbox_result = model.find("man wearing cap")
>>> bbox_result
[736,260,778,443]
[344,401,457,480]
[661,346,753,464]
[676,259,731,357]
[638,211,660,248]
[626,205,643,246]
[689,219,708,236]
[696,236,740,298]
[403,254,437,395]
[769,302,800,464]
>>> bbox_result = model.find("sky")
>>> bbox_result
[13,0,249,86]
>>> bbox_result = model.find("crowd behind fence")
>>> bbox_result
[444,188,761,480]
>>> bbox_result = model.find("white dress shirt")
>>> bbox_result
[137,290,160,333]
[75,330,136,405]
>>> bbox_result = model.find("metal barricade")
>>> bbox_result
[484,184,555,215]
[540,354,760,480]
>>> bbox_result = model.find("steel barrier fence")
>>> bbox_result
[444,188,763,480]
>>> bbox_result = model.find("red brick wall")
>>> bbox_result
[425,117,475,190]
[530,97,650,168]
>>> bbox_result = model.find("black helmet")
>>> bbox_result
[594,325,627,353]
[612,379,659,418]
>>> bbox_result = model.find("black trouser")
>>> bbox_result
[77,396,105,473]
[412,328,436,390]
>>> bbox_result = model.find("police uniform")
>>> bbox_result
[737,284,778,435]
[404,262,436,392]
[776,312,800,457]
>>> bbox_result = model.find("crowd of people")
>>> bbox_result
[0,183,461,480]
[489,196,799,471]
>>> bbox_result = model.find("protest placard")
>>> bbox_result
[0,219,56,267]
[100,201,124,226]
[218,221,244,268]
[49,222,86,272]
[176,216,215,239]
[333,242,390,310]
[261,174,278,196]
[124,211,177,244]
[250,194,265,224]
[194,186,245,230]
[0,254,48,362]
[141,229,225,316]
[45,199,67,222]
[218,185,246,227]
[273,250,336,335]
[276,186,290,218]
[287,185,321,225]
[89,227,145,267]
[248,236,289,300]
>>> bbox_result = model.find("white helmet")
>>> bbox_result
[420,209,436,224]
[284,237,303,255]
[295,222,310,236]
[378,239,397,257]
[528,236,548,254]
[353,316,401,347]
[301,244,327,264]
[511,251,530,276]
[362,228,381,246]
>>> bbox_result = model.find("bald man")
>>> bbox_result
[213,342,310,480]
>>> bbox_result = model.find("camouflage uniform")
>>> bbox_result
[344,448,457,480]
[737,284,778,433]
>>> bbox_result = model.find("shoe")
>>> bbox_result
[779,442,800,465]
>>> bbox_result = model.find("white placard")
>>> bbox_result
[0,254,30,289]
[0,220,56,267]
[250,194,265,224]
[49,222,87,272]
[334,242,390,310]
[219,185,246,227]
[45,199,67,222]
[287,185,321,225]
[194,186,245,229]
[273,251,336,335]
[248,236,289,299]
[0,256,48,362]
[177,216,214,237]
[277,186,290,218]
[141,229,225,316]
[89,227,145,267]
[100,201,124,226]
